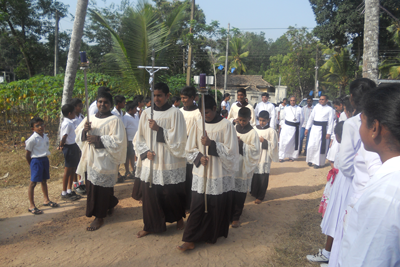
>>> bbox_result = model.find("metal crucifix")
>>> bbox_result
[138,49,169,188]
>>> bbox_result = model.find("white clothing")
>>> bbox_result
[278,104,287,123]
[279,105,303,160]
[134,107,187,186]
[275,107,279,126]
[301,105,313,128]
[254,126,279,174]
[305,104,335,166]
[186,118,239,195]
[254,101,276,129]
[111,107,124,120]
[123,113,139,141]
[25,132,51,158]
[221,100,231,113]
[227,103,256,127]
[180,107,202,136]
[60,118,76,145]
[338,112,347,122]
[72,113,84,129]
[88,101,98,116]
[234,128,260,193]
[339,156,400,267]
[75,115,127,187]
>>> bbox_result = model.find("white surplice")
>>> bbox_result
[180,107,202,136]
[279,105,303,160]
[254,101,276,129]
[234,128,260,193]
[227,103,256,127]
[186,118,239,195]
[254,126,279,174]
[75,116,127,187]
[339,156,400,267]
[305,104,335,166]
[134,107,187,185]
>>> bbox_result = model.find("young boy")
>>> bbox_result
[70,98,86,193]
[123,100,139,179]
[179,86,202,211]
[251,111,279,204]
[231,107,260,228]
[134,82,187,238]
[25,118,59,214]
[144,97,151,109]
[89,87,111,116]
[227,88,256,126]
[75,91,127,231]
[178,95,239,251]
[111,95,126,120]
[171,96,181,108]
[70,98,84,129]
[59,104,83,200]
[221,109,228,119]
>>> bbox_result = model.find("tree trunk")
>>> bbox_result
[362,0,380,84]
[61,0,89,108]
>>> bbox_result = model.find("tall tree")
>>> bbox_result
[61,0,89,108]
[218,37,250,75]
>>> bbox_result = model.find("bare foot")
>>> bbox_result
[177,218,185,230]
[185,210,190,214]
[231,220,240,228]
[137,230,150,238]
[255,199,262,204]
[107,207,114,217]
[176,242,195,252]
[289,159,294,162]
[87,218,104,231]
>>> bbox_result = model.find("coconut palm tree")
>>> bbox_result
[379,21,400,79]
[320,47,353,97]
[218,37,250,75]
[90,0,186,95]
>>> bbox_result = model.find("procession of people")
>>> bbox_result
[25,77,400,265]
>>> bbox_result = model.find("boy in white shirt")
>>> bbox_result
[25,117,59,214]
[111,95,126,120]
[123,100,139,179]
[70,98,84,128]
[59,104,82,200]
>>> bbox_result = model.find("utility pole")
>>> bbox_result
[362,0,380,84]
[210,47,217,100]
[223,23,230,95]
[186,0,195,86]
[314,46,319,98]
[54,11,60,76]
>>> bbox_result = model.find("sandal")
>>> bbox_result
[43,201,59,208]
[28,207,43,215]
[125,172,134,179]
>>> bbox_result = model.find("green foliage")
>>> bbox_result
[0,74,122,128]
[158,74,194,96]
[218,37,250,75]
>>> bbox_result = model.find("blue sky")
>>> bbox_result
[59,0,317,41]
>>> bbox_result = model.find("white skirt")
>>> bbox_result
[320,172,351,237]
[327,139,339,162]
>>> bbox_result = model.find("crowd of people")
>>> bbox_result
[24,78,400,265]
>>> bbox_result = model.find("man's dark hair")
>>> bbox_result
[125,101,138,112]
[350,78,377,115]
[114,95,126,105]
[30,117,44,128]
[238,107,251,118]
[180,86,197,98]
[171,96,181,103]
[283,98,287,101]
[199,95,216,110]
[221,110,228,117]
[97,86,111,94]
[154,82,170,95]
[259,110,270,119]
[237,88,246,96]
[97,92,113,106]
[69,98,82,107]
[262,92,269,98]
[61,104,75,117]
[307,96,313,101]
[223,93,230,99]
[144,97,151,103]
[320,94,329,100]
[134,95,144,102]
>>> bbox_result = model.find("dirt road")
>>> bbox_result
[0,156,328,266]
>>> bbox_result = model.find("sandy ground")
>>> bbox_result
[0,155,328,267]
